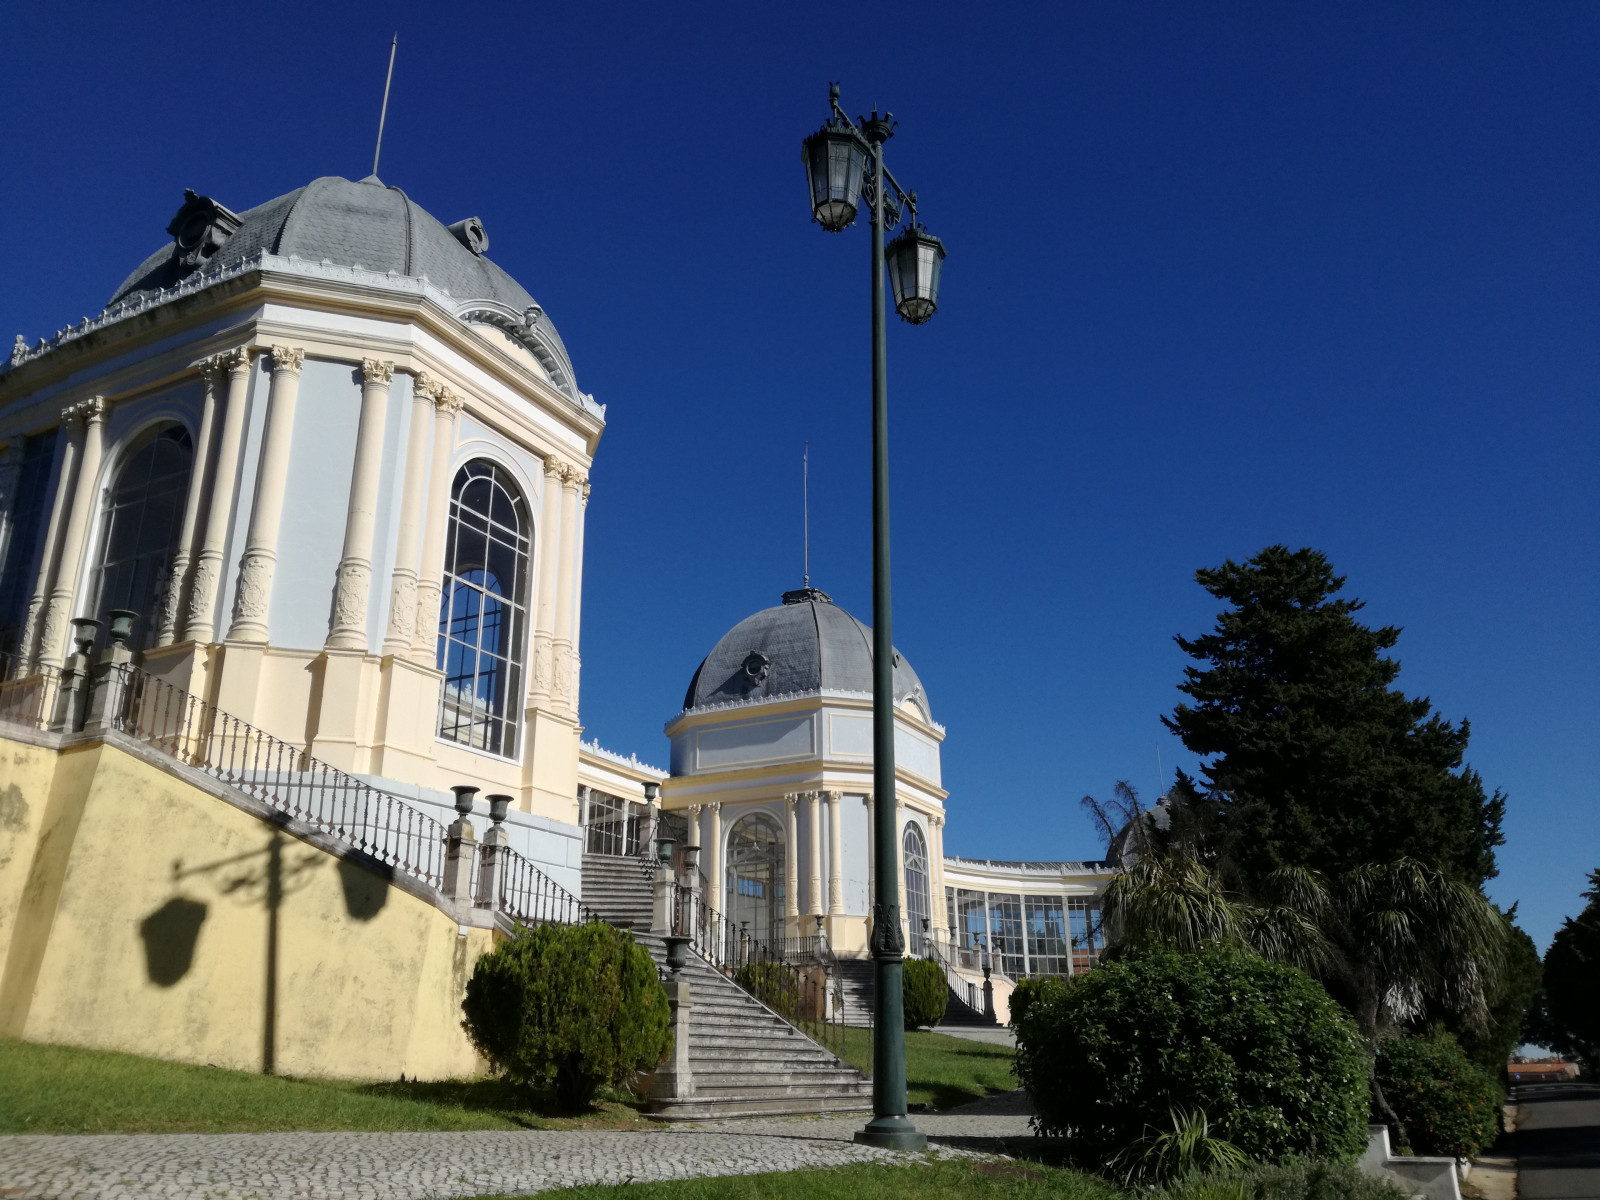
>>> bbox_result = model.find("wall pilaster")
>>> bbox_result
[411,384,462,663]
[181,349,253,644]
[784,795,801,922]
[326,358,393,650]
[37,397,107,666]
[156,362,222,646]
[528,455,564,703]
[226,346,303,643]
[550,464,584,714]
[705,802,723,916]
[826,790,844,916]
[381,369,435,657]
[806,790,823,917]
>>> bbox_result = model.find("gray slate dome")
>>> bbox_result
[683,588,930,717]
[110,176,575,387]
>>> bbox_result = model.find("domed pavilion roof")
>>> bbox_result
[682,588,930,717]
[108,175,577,393]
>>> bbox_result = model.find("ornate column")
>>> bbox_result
[182,349,254,643]
[156,363,222,646]
[326,359,393,650]
[549,464,583,711]
[705,801,723,916]
[15,421,78,672]
[807,790,823,916]
[569,478,589,714]
[896,798,909,948]
[827,790,844,916]
[784,795,801,922]
[381,370,435,656]
[410,384,462,663]
[931,813,949,935]
[528,455,565,701]
[37,397,107,667]
[226,346,303,642]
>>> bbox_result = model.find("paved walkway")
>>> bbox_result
[1517,1081,1600,1199]
[0,1107,1035,1199]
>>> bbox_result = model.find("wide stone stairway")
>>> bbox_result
[580,853,872,1120]
[834,957,997,1029]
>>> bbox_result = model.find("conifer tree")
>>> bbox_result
[1164,545,1504,886]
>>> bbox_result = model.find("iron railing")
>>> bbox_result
[0,655,63,732]
[491,843,603,927]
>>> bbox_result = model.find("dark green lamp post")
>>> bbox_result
[802,82,944,1153]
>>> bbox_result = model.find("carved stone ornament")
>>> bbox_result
[543,455,565,479]
[185,556,219,628]
[155,562,185,637]
[434,387,463,416]
[232,552,273,623]
[333,560,371,631]
[166,189,243,273]
[17,597,42,663]
[784,794,798,811]
[413,369,438,400]
[361,359,395,386]
[532,636,553,689]
[387,573,417,642]
[38,600,64,665]
[11,334,27,366]
[553,644,572,699]
[219,347,253,376]
[413,580,442,648]
[268,345,305,374]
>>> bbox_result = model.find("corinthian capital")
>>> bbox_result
[413,369,438,399]
[361,358,395,386]
[268,345,305,374]
[560,464,587,488]
[219,347,254,375]
[544,455,566,479]
[434,386,464,415]
[62,396,107,427]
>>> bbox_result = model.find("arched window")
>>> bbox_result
[726,812,785,951]
[903,823,930,956]
[91,424,193,652]
[436,461,530,757]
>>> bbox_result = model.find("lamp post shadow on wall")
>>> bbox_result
[801,82,946,1153]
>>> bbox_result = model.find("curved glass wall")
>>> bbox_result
[944,885,1101,978]
[90,424,193,652]
[436,461,530,757]
[903,824,930,955]
[725,812,784,951]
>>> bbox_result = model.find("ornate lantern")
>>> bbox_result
[884,223,946,324]
[802,120,867,232]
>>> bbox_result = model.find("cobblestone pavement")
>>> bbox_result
[0,1111,1035,1199]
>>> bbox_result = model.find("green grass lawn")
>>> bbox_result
[0,1038,649,1134]
[477,1159,1121,1200]
[830,1028,1017,1111]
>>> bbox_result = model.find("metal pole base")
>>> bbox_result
[853,1114,928,1151]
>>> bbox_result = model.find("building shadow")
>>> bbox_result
[138,896,208,986]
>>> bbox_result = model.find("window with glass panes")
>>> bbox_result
[1024,894,1068,976]
[954,888,987,969]
[91,424,193,652]
[903,824,930,955]
[1068,897,1105,973]
[436,461,529,757]
[988,892,1026,977]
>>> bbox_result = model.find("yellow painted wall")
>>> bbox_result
[0,730,490,1081]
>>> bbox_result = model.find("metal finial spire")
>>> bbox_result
[803,442,810,590]
[372,33,398,178]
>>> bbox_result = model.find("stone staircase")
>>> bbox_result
[634,932,872,1119]
[582,852,872,1119]
[834,956,997,1028]
[581,851,654,929]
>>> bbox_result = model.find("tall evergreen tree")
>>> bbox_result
[1164,545,1504,886]
[1536,869,1600,1075]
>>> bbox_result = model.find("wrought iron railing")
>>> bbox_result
[491,843,603,927]
[0,656,63,733]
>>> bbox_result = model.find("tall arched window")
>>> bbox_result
[436,461,530,757]
[726,812,785,951]
[903,823,930,956]
[91,424,193,652]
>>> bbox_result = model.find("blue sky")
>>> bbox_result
[3,2,1595,951]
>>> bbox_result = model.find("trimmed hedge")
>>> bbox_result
[1376,1028,1500,1159]
[1013,944,1369,1166]
[461,921,671,1110]
[1008,975,1070,1027]
[903,959,948,1029]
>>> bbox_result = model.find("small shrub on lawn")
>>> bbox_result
[1008,975,1070,1027]
[1012,943,1369,1167]
[903,959,948,1029]
[461,921,670,1110]
[1153,1161,1410,1200]
[1376,1027,1500,1159]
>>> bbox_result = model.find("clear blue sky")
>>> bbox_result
[3,3,1595,951]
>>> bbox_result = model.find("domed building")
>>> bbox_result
[0,175,660,893]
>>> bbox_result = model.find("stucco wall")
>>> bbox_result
[0,730,490,1081]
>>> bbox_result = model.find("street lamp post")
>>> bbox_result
[801,82,945,1153]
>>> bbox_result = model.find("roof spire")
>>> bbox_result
[372,33,398,180]
[803,441,810,591]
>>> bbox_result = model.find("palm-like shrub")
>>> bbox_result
[1013,943,1369,1166]
[1376,1028,1500,1159]
[461,921,671,1110]
[902,958,948,1029]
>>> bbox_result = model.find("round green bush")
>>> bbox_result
[903,958,948,1029]
[1008,975,1071,1027]
[1012,944,1369,1166]
[461,921,671,1110]
[1376,1028,1500,1159]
